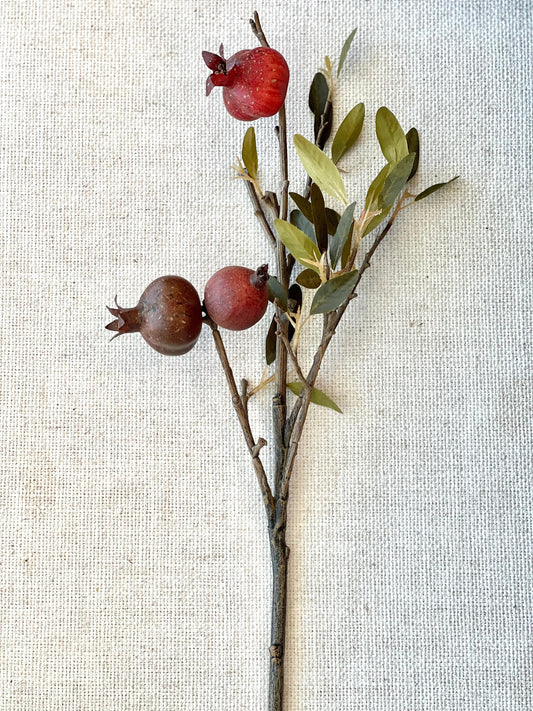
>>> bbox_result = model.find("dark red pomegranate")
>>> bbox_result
[106,276,203,355]
[202,46,289,121]
[204,265,269,330]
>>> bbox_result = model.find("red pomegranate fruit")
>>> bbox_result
[106,275,203,355]
[202,45,289,121]
[204,265,269,330]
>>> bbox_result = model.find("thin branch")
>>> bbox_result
[275,315,307,387]
[281,190,410,499]
[245,180,277,248]
[205,318,275,517]
[250,12,271,48]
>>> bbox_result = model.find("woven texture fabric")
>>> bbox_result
[1,1,531,709]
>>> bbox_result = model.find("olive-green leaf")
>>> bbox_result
[376,107,408,164]
[267,276,288,311]
[290,209,316,244]
[265,316,277,365]
[296,269,322,289]
[380,153,415,208]
[309,72,329,116]
[274,218,321,272]
[331,102,365,164]
[341,222,354,269]
[364,163,392,212]
[310,183,328,252]
[293,134,348,204]
[287,382,342,413]
[337,28,357,77]
[242,126,258,180]
[309,72,330,141]
[362,155,414,236]
[310,270,358,315]
[290,192,313,222]
[405,127,419,180]
[325,208,340,235]
[415,176,459,201]
[329,201,356,270]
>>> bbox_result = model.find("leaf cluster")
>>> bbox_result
[233,28,457,414]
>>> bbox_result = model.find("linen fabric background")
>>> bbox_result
[1,1,531,709]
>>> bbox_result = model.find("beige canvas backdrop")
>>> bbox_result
[1,0,531,709]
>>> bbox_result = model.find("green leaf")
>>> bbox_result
[341,222,354,268]
[375,107,408,164]
[294,134,348,204]
[331,103,365,164]
[290,209,316,244]
[274,218,321,271]
[310,183,328,252]
[267,276,288,311]
[364,163,392,212]
[337,28,357,77]
[296,269,322,289]
[287,382,342,413]
[325,208,340,235]
[242,127,258,180]
[415,176,459,201]
[265,316,277,365]
[380,153,416,207]
[309,72,330,141]
[405,127,419,180]
[309,72,329,115]
[309,270,358,315]
[362,155,414,236]
[329,201,356,270]
[290,192,313,222]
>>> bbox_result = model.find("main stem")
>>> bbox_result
[268,499,289,711]
[250,11,291,711]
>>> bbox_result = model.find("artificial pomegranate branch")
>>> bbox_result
[106,10,456,711]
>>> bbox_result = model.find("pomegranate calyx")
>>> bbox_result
[202,50,226,73]
[105,299,140,338]
[250,264,269,290]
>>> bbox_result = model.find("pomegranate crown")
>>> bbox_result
[105,298,140,339]
[202,44,232,96]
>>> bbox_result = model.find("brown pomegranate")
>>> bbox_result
[106,275,203,355]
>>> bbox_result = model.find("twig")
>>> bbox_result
[244,180,277,248]
[250,11,271,48]
[275,315,307,387]
[281,191,410,499]
[205,317,275,518]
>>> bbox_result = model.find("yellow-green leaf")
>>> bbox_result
[274,218,321,272]
[287,382,342,413]
[364,163,392,212]
[362,154,414,236]
[293,134,348,204]
[375,107,408,164]
[242,127,258,180]
[331,103,365,164]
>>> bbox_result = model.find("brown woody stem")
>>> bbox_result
[205,318,275,519]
